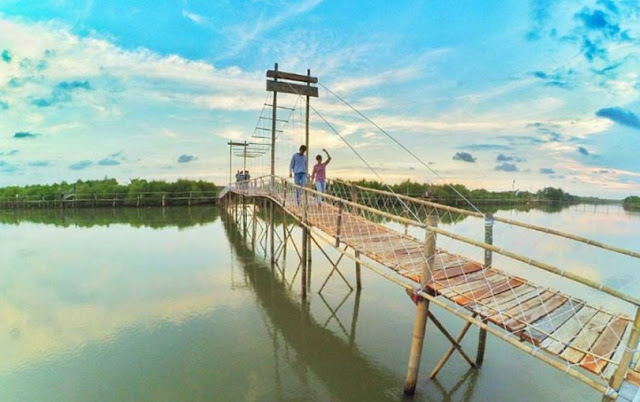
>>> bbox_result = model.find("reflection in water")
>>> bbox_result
[0,206,219,229]
[431,369,479,402]
[221,215,405,401]
[1,204,619,401]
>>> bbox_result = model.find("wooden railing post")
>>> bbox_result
[301,184,309,299]
[404,212,438,395]
[282,178,287,206]
[477,213,494,367]
[335,201,343,247]
[607,307,640,396]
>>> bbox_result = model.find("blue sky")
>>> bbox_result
[0,0,639,198]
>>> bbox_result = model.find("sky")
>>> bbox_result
[0,0,639,198]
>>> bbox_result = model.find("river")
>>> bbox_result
[0,204,637,401]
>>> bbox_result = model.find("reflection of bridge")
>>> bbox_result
[221,176,640,401]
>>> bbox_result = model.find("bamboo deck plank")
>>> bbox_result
[560,311,613,364]
[467,284,539,318]
[263,191,635,385]
[432,261,483,281]
[627,369,640,387]
[431,269,497,294]
[454,277,524,307]
[501,293,568,332]
[519,299,585,345]
[439,271,502,298]
[580,316,629,374]
[540,306,599,355]
[489,290,556,326]
[603,323,633,379]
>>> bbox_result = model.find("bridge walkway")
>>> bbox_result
[222,176,640,400]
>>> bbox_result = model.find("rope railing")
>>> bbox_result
[228,175,639,307]
[331,179,640,260]
[225,175,640,394]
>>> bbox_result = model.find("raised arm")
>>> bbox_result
[323,148,332,165]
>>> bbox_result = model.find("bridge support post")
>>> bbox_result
[301,188,309,299]
[355,250,362,290]
[477,213,494,367]
[605,306,640,399]
[404,212,438,396]
[270,199,275,266]
[251,200,257,251]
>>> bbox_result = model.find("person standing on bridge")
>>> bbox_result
[289,145,308,204]
[311,148,331,207]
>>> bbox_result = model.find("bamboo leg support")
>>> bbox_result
[404,299,430,396]
[427,312,477,376]
[430,319,475,378]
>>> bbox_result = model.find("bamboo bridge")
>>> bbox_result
[220,175,640,401]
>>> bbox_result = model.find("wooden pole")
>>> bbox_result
[355,250,362,290]
[335,201,343,247]
[270,199,275,265]
[301,189,308,299]
[477,213,493,367]
[270,63,278,191]
[404,212,438,395]
[607,307,640,395]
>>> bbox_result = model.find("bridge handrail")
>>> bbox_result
[331,179,640,260]
[229,176,639,307]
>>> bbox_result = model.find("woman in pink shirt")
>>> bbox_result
[311,148,331,206]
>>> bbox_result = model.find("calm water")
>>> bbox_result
[0,204,638,402]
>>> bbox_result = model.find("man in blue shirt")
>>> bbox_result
[289,145,307,204]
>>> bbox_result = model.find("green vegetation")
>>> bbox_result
[622,196,640,211]
[0,178,220,208]
[0,205,219,229]
[343,179,609,206]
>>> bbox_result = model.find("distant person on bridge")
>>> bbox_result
[289,145,308,204]
[311,148,331,207]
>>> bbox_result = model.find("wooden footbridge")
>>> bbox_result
[220,65,640,400]
[220,176,640,401]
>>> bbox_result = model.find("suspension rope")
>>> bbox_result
[317,81,483,216]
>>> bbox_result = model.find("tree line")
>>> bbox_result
[622,196,640,211]
[0,178,220,208]
[343,179,612,206]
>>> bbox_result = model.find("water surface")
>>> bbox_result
[1,204,637,401]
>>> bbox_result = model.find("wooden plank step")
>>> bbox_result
[519,299,585,345]
[501,293,568,332]
[540,306,598,355]
[603,317,633,380]
[438,271,500,297]
[454,278,524,306]
[429,267,494,292]
[627,369,640,387]
[560,311,613,364]
[580,315,629,374]
[489,290,555,326]
[432,261,483,281]
[467,284,537,317]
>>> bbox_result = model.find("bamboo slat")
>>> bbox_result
[454,278,524,306]
[603,323,633,379]
[489,290,555,326]
[627,369,640,387]
[541,306,599,355]
[580,316,629,374]
[519,299,585,345]
[561,311,613,364]
[432,261,483,281]
[430,269,496,293]
[468,284,539,318]
[439,271,501,297]
[501,293,568,332]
